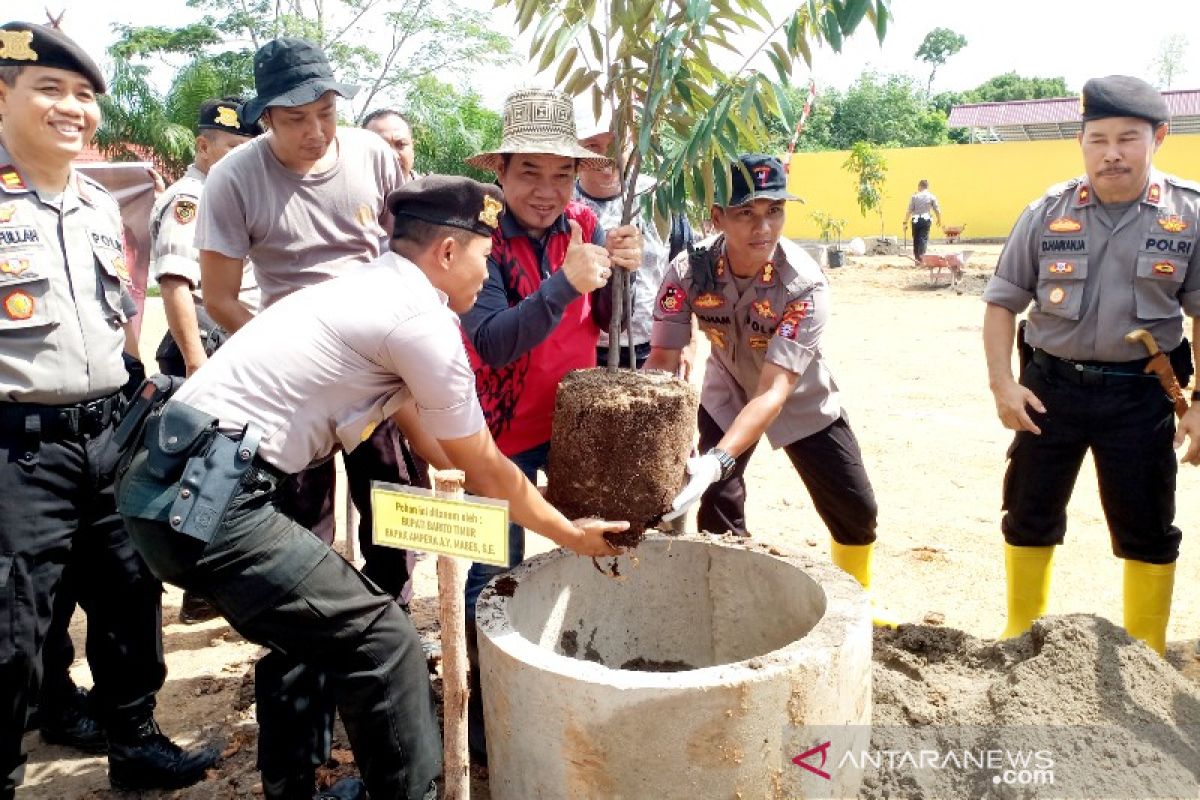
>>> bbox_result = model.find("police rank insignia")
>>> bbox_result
[3,290,34,320]
[0,30,37,61]
[479,195,503,229]
[759,262,775,284]
[173,199,197,225]
[693,292,724,310]
[1147,184,1162,205]
[1153,261,1176,275]
[1158,215,1189,233]
[752,299,776,319]
[1048,286,1066,304]
[714,256,727,278]
[0,204,14,223]
[214,106,240,128]
[749,335,770,352]
[659,283,687,314]
[1076,185,1090,206]
[0,166,26,191]
[1047,261,1074,275]
[0,257,30,276]
[703,327,727,349]
[1047,217,1082,233]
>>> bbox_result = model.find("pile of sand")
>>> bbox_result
[864,615,1200,798]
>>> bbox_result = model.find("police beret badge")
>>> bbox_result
[173,199,197,225]
[0,30,37,61]
[214,106,240,128]
[479,195,502,229]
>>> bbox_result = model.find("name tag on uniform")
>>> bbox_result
[0,225,39,247]
[371,483,509,566]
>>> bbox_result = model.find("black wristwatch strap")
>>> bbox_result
[707,447,737,482]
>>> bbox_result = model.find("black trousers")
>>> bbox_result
[911,216,932,260]
[1002,357,1181,563]
[0,410,165,794]
[121,458,440,800]
[154,300,227,378]
[695,406,878,544]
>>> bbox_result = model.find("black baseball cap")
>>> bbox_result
[241,38,359,123]
[725,154,802,207]
[1080,75,1170,127]
[387,175,505,239]
[0,22,106,93]
[196,97,263,137]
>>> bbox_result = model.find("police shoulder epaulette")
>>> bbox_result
[1027,178,1079,211]
[1164,174,1200,194]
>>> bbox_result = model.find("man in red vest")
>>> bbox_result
[459,88,642,761]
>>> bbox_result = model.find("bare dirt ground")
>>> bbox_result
[16,244,1200,797]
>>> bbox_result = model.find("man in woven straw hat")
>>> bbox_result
[459,87,642,761]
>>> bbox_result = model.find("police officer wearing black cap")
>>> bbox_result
[984,75,1200,655]
[0,21,219,797]
[115,175,628,800]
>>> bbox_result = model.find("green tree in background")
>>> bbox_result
[934,72,1070,142]
[844,140,887,234]
[787,72,946,151]
[404,76,502,181]
[915,27,966,98]
[1150,34,1189,89]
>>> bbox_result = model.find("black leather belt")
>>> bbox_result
[1031,349,1153,387]
[0,392,126,440]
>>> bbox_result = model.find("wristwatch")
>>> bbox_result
[707,447,737,482]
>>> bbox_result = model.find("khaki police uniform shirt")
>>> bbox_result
[984,168,1200,362]
[173,251,485,474]
[0,144,133,404]
[195,128,403,308]
[149,164,259,311]
[906,190,940,220]
[652,236,842,448]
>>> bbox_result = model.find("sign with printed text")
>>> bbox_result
[371,482,509,566]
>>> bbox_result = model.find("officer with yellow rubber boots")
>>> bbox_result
[0,21,219,797]
[983,75,1200,655]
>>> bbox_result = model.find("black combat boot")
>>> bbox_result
[106,717,219,790]
[38,686,107,754]
[178,590,221,624]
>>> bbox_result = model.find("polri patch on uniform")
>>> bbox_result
[0,166,26,192]
[1147,183,1162,205]
[694,292,724,310]
[752,298,776,320]
[1047,261,1074,275]
[1158,215,1189,233]
[1153,261,1176,276]
[173,199,197,225]
[3,290,34,320]
[659,283,687,314]
[703,327,727,349]
[749,335,770,352]
[0,203,14,223]
[1047,217,1083,233]
[1048,286,1066,304]
[0,257,30,276]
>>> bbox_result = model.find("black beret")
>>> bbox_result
[0,22,106,93]
[387,175,504,239]
[1080,75,1169,126]
[197,97,263,137]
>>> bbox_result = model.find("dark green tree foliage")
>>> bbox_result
[404,76,503,181]
[789,72,947,151]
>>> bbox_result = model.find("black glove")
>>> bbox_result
[121,352,146,401]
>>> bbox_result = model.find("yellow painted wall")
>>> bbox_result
[784,134,1200,241]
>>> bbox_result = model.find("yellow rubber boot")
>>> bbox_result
[999,544,1054,640]
[830,541,898,628]
[1123,559,1175,656]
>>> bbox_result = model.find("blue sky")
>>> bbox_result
[6,0,1197,108]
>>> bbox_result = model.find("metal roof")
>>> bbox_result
[948,89,1200,141]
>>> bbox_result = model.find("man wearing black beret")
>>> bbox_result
[984,74,1200,655]
[0,20,219,797]
[116,175,628,800]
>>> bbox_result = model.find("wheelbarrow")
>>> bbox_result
[942,223,966,244]
[920,250,973,288]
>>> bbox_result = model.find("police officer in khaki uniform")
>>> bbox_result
[0,21,218,796]
[647,154,890,624]
[117,176,625,800]
[984,75,1200,655]
[151,96,262,379]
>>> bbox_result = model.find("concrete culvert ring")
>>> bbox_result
[475,532,873,799]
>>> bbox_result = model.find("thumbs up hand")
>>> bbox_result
[562,218,613,294]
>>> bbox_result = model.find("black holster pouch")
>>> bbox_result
[99,373,184,485]
[1169,337,1194,389]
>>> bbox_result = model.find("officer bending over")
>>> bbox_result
[116,176,625,800]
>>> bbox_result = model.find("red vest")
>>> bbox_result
[465,203,600,455]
